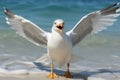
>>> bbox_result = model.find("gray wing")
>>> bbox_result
[67,3,120,46]
[4,8,50,48]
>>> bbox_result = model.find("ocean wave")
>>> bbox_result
[0,30,120,47]
[1,0,119,10]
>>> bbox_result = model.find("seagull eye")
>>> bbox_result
[54,22,56,24]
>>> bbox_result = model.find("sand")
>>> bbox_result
[0,72,82,80]
[0,69,120,80]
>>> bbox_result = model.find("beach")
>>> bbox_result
[0,0,120,80]
[0,63,119,80]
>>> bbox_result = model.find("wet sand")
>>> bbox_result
[0,69,120,80]
[0,72,81,80]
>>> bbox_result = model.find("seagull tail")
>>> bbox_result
[35,53,50,66]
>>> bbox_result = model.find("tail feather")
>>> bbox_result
[35,53,50,66]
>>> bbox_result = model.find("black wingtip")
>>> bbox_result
[100,3,120,15]
[4,7,9,14]
[3,7,14,18]
[101,3,118,12]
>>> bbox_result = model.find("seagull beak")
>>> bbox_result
[59,23,63,28]
[57,23,64,33]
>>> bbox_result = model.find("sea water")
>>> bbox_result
[0,0,120,80]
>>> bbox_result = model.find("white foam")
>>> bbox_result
[0,68,8,73]
[117,2,120,5]
[88,77,106,80]
[112,55,119,58]
[10,70,29,75]
[116,9,120,13]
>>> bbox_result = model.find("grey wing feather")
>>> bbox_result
[4,8,49,48]
[67,3,120,46]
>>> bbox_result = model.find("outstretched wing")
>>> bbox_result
[4,8,50,48]
[67,3,120,46]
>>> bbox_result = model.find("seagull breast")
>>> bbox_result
[47,30,72,67]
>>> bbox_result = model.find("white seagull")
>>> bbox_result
[4,3,120,79]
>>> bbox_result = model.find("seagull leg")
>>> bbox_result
[63,63,73,78]
[47,62,58,79]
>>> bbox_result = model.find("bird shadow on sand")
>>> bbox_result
[73,69,120,80]
[33,62,86,79]
[34,62,120,80]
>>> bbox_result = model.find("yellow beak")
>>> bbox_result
[58,23,63,28]
[58,23,63,33]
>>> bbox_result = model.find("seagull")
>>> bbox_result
[4,3,120,79]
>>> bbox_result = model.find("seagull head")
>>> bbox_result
[52,19,64,33]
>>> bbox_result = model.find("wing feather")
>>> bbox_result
[67,3,120,46]
[4,8,49,48]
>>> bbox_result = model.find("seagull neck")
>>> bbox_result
[52,30,64,35]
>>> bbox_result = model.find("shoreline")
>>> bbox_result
[0,68,120,80]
